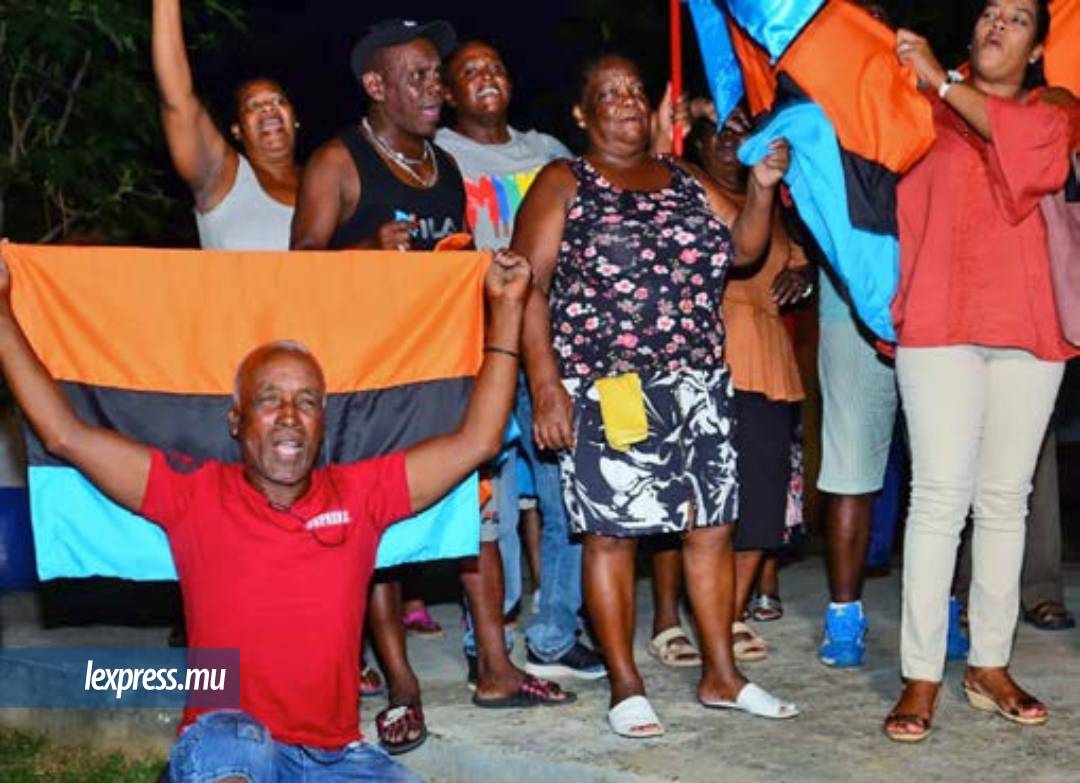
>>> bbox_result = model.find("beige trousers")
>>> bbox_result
[896,345,1064,682]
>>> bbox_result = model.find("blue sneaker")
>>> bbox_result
[819,602,867,668]
[946,596,970,661]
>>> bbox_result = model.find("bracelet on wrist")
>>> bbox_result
[483,345,520,360]
[938,69,964,100]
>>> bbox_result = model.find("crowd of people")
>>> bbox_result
[0,0,1075,779]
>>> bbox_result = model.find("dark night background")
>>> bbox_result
[187,0,989,164]
[0,0,997,248]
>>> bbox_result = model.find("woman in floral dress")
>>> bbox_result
[513,53,797,738]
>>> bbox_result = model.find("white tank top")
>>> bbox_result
[195,155,294,250]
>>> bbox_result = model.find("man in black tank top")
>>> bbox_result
[291,19,465,251]
[290,18,574,756]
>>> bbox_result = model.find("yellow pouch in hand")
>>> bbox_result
[595,373,648,452]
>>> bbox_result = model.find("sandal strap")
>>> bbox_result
[756,594,782,610]
[964,679,1045,715]
[1031,601,1072,622]
[651,626,694,649]
[376,702,423,733]
[608,695,663,736]
[732,621,764,641]
[520,674,566,702]
[885,713,931,730]
[1012,696,1046,714]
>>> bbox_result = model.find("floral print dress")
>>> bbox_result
[550,157,733,381]
[549,157,740,537]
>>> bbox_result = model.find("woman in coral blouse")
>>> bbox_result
[886,0,1078,742]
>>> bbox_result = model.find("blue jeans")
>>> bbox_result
[515,377,584,661]
[462,451,518,657]
[169,711,422,782]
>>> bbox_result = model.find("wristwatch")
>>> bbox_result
[938,69,964,99]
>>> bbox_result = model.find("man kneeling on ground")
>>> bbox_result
[0,247,532,782]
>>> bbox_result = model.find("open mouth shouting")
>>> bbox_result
[271,429,307,462]
[418,103,442,125]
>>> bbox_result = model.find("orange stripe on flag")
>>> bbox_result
[778,0,935,173]
[728,19,777,116]
[1047,0,1080,96]
[3,244,488,395]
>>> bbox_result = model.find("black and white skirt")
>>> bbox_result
[558,366,739,537]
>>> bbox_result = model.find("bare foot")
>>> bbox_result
[473,664,525,700]
[697,670,749,704]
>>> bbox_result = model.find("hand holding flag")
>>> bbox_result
[896,29,948,93]
[750,138,790,189]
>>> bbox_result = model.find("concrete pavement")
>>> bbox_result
[2,557,1079,782]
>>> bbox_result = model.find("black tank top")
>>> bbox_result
[330,126,465,250]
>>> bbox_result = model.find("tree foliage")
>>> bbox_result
[0,0,244,245]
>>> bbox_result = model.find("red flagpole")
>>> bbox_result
[670,0,684,156]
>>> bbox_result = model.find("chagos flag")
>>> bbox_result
[688,0,934,341]
[2,242,487,580]
[688,0,1078,341]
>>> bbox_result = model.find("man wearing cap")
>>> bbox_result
[291,18,464,252]
[291,19,574,757]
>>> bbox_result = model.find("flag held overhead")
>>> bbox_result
[726,0,827,61]
[686,0,746,124]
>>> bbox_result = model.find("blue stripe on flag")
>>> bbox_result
[686,0,745,125]
[738,101,898,341]
[726,0,826,61]
[28,466,479,580]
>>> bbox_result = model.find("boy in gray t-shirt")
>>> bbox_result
[438,40,606,685]
[437,125,569,250]
[436,40,569,251]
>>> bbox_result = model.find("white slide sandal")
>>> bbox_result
[700,683,799,719]
[608,695,665,738]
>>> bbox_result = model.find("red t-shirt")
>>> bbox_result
[139,449,412,748]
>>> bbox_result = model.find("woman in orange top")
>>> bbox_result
[687,110,813,660]
[886,0,1078,742]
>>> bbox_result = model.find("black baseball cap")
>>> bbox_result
[350,19,458,79]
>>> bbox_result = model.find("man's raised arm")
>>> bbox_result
[0,254,151,511]
[152,0,234,207]
[403,250,530,513]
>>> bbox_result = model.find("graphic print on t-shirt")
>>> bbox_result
[462,165,544,244]
[393,209,460,244]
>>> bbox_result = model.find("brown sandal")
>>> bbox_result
[883,680,939,743]
[963,673,1048,726]
[883,713,933,743]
